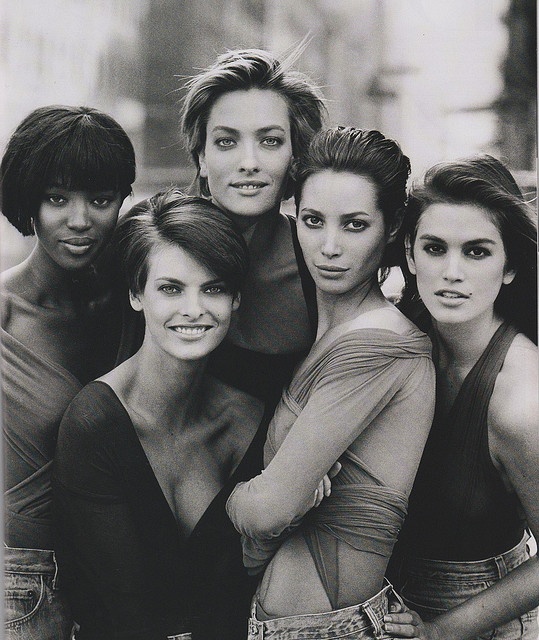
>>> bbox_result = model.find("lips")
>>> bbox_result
[315,264,349,273]
[59,237,96,255]
[169,325,212,338]
[230,180,268,191]
[435,289,470,299]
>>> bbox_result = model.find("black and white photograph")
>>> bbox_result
[1,1,537,639]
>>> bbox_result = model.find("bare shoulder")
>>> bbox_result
[348,304,421,336]
[489,333,538,444]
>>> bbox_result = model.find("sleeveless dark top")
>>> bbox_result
[207,215,317,407]
[399,322,526,561]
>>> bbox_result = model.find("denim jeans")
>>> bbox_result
[4,546,73,640]
[396,534,539,639]
[247,580,401,639]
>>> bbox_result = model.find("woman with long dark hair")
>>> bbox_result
[385,156,538,639]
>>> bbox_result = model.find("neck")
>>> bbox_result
[25,244,91,309]
[432,311,504,371]
[316,278,386,339]
[124,341,208,430]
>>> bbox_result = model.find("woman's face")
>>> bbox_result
[198,88,293,228]
[131,244,239,362]
[35,187,122,271]
[407,202,515,328]
[297,170,391,297]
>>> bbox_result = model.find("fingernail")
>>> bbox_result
[384,615,392,622]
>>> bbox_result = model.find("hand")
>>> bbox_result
[384,607,443,640]
[313,461,342,507]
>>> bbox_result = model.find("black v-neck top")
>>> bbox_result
[53,380,269,640]
[398,322,525,561]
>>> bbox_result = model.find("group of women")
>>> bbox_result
[1,46,537,640]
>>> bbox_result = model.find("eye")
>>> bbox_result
[91,196,114,207]
[301,215,323,229]
[262,137,283,147]
[159,284,181,295]
[44,194,67,206]
[466,246,491,259]
[345,219,367,231]
[423,243,445,256]
[216,138,235,148]
[204,284,227,294]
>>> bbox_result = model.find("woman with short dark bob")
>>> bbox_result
[226,127,435,639]
[53,189,267,639]
[385,156,539,639]
[180,46,326,404]
[1,105,135,639]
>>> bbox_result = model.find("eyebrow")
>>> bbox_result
[154,277,225,286]
[418,233,498,246]
[301,207,371,218]
[210,125,287,135]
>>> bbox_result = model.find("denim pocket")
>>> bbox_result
[5,574,46,626]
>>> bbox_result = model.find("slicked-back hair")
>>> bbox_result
[399,154,537,344]
[115,187,249,299]
[295,126,411,280]
[1,105,136,236]
[180,46,326,198]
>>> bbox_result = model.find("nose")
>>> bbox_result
[238,140,260,173]
[442,251,464,282]
[66,196,91,231]
[321,228,342,259]
[181,290,204,320]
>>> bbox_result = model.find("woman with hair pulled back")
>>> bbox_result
[53,189,267,639]
[1,105,135,639]
[180,46,326,405]
[226,127,435,638]
[385,156,538,639]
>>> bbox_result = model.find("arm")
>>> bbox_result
[385,341,539,640]
[53,393,169,640]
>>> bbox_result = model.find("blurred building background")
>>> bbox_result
[0,0,536,271]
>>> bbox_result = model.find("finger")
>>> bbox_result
[388,600,406,613]
[313,487,322,507]
[328,461,342,478]
[385,612,415,625]
[383,621,418,638]
[322,474,331,497]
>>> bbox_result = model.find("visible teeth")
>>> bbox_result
[236,184,261,190]
[172,326,207,334]
[441,292,462,298]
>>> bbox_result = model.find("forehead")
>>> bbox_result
[301,171,381,216]
[207,88,291,132]
[416,202,503,243]
[146,244,214,281]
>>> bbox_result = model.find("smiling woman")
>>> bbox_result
[53,188,268,640]
[1,105,136,640]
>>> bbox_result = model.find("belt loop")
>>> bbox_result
[363,600,384,639]
[494,553,507,579]
[52,550,60,590]
[248,617,264,640]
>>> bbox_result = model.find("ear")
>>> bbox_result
[502,266,516,285]
[198,151,208,179]
[232,292,241,311]
[129,291,143,312]
[386,207,404,245]
[404,235,417,275]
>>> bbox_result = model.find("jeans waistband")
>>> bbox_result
[4,545,60,588]
[249,579,401,639]
[402,532,531,581]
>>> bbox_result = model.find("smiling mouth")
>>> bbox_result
[170,326,211,336]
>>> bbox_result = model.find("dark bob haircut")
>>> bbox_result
[399,154,537,344]
[180,45,326,199]
[294,126,411,282]
[114,187,249,299]
[1,105,136,236]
